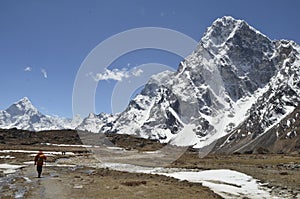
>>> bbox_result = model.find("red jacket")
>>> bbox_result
[34,152,47,166]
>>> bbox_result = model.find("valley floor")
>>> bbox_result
[0,143,299,199]
[0,146,219,199]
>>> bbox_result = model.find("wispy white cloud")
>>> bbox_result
[94,68,129,81]
[88,68,143,82]
[132,68,143,76]
[24,66,32,72]
[41,69,47,78]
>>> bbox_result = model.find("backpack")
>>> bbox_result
[37,155,44,164]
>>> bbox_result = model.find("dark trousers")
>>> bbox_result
[37,165,43,178]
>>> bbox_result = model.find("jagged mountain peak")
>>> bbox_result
[0,97,81,131]
[6,97,38,116]
[182,16,278,102]
[19,96,30,102]
[87,113,97,118]
[211,16,243,30]
[76,112,117,133]
[201,16,243,47]
[200,16,269,51]
[15,97,33,107]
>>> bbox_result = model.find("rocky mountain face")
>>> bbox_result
[212,39,300,154]
[212,105,300,154]
[0,97,81,131]
[101,16,300,151]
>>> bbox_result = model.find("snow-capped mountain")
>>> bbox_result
[0,97,115,133]
[101,16,300,150]
[0,97,82,131]
[76,112,117,133]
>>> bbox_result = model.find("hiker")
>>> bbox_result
[34,151,47,178]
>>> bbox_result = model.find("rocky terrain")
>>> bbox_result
[0,129,299,198]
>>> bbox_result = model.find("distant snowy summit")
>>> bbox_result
[0,97,81,131]
[0,97,115,132]
[76,112,117,133]
[1,16,299,154]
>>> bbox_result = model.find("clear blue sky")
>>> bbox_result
[1,0,299,118]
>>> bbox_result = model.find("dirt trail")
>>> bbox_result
[19,155,220,199]
[24,166,71,199]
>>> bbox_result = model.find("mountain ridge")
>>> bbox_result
[0,97,82,131]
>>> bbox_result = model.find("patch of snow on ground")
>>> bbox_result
[0,155,15,159]
[41,143,100,148]
[0,163,26,174]
[162,169,274,199]
[98,163,276,199]
[106,146,125,151]
[22,161,76,167]
[0,150,75,155]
